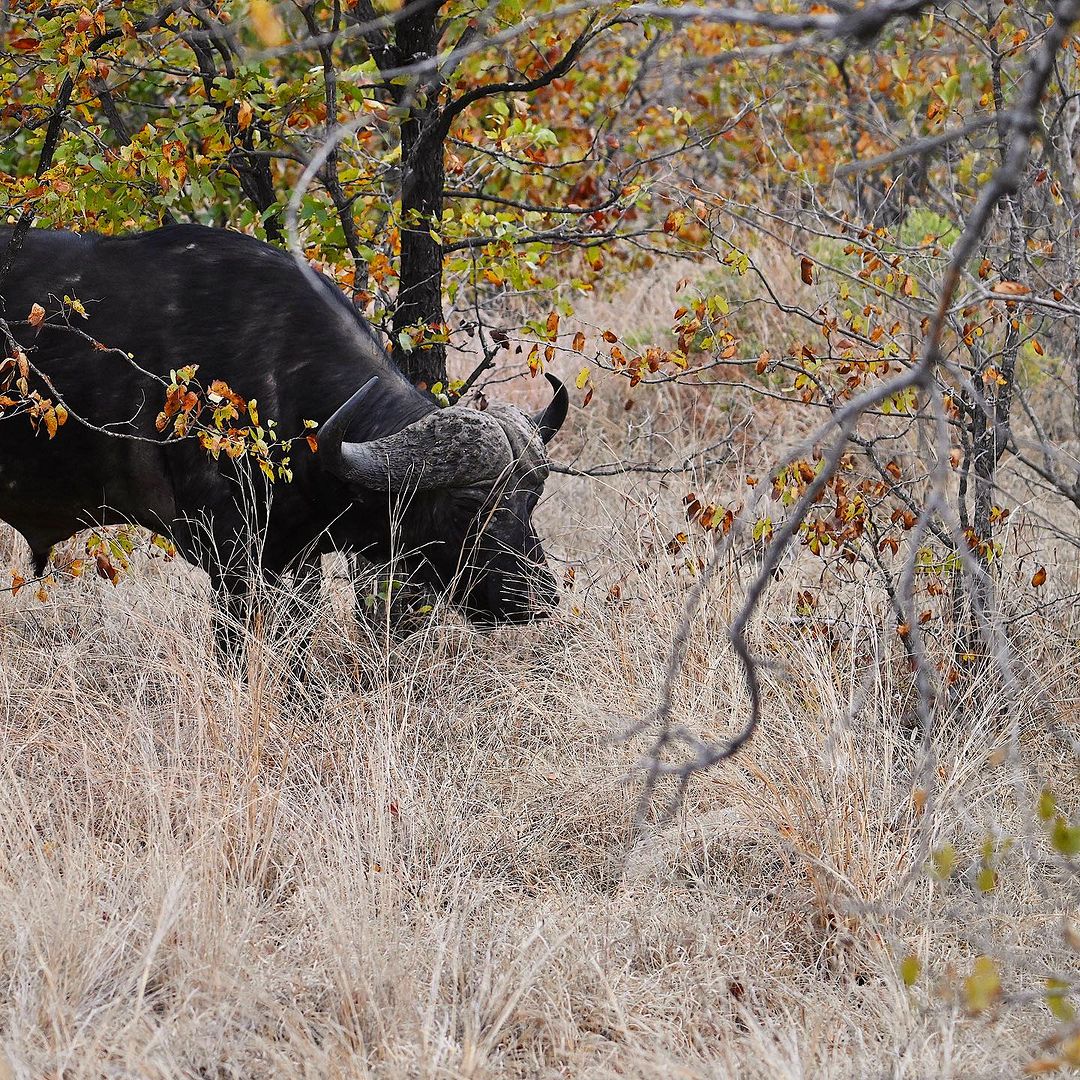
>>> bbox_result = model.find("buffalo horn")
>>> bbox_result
[530,373,568,444]
[317,377,386,490]
[320,376,514,492]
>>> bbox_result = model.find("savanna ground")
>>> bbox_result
[0,270,1077,1079]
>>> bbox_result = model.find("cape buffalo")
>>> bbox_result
[0,224,567,630]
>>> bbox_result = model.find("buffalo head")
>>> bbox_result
[319,374,568,625]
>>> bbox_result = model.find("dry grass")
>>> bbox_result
[1,310,1079,1078]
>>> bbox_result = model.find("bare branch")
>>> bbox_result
[633,0,1080,806]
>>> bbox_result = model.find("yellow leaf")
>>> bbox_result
[1063,1032,1080,1067]
[249,0,285,45]
[900,955,921,987]
[963,956,1001,1014]
[361,98,391,122]
[575,367,590,390]
[1046,978,1075,1022]
[931,844,956,879]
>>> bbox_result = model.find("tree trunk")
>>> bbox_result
[961,47,1023,662]
[392,3,447,389]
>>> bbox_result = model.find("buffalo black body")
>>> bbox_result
[0,224,566,627]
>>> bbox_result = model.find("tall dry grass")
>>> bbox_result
[0,281,1078,1078]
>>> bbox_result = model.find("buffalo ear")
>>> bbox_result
[531,373,568,444]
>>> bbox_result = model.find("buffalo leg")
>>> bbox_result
[292,548,322,614]
[31,549,50,578]
[280,548,322,683]
[209,568,250,663]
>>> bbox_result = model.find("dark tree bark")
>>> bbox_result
[390,1,447,389]
[346,2,599,389]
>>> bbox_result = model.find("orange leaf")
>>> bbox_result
[572,331,586,353]
[991,281,1030,297]
[1032,566,1047,587]
[800,256,814,285]
[545,311,559,339]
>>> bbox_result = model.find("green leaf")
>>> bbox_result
[939,73,961,107]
